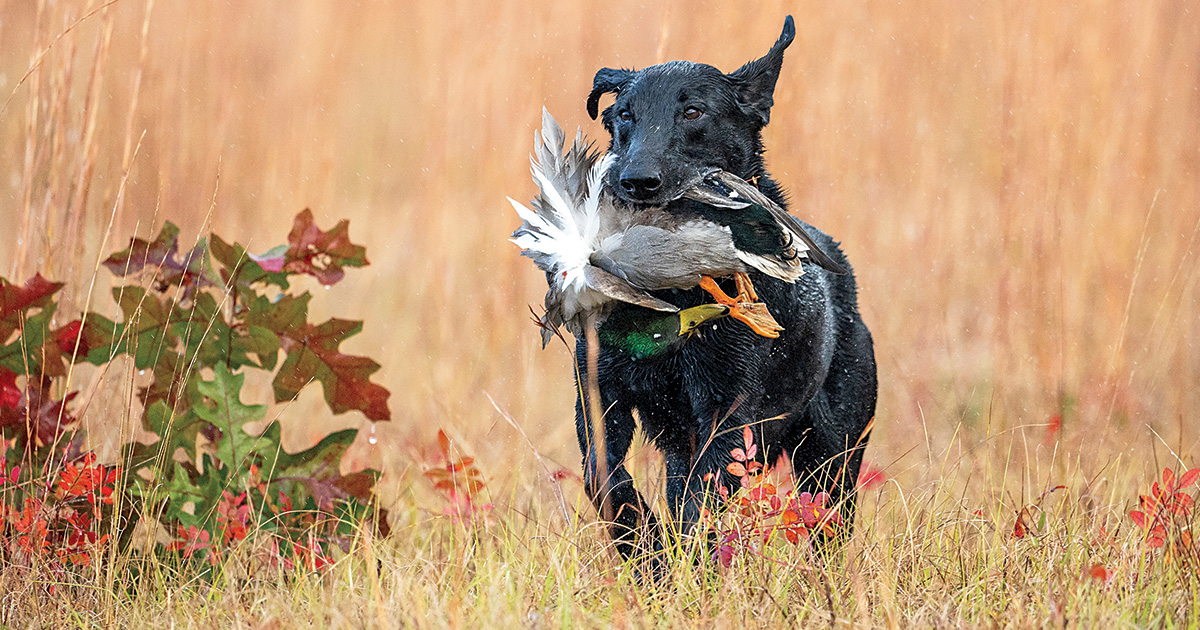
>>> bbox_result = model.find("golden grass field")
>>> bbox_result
[1,0,1198,627]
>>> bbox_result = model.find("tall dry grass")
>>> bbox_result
[0,0,1198,626]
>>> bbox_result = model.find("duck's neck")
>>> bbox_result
[598,310,682,361]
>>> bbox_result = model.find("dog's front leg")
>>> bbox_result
[574,377,659,562]
[676,329,770,534]
[675,423,744,531]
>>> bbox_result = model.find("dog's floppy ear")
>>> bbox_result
[587,67,633,120]
[727,15,795,126]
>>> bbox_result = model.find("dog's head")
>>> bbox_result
[587,16,795,206]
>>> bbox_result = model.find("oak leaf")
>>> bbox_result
[274,318,390,421]
[0,274,63,342]
[103,223,211,294]
[277,209,369,286]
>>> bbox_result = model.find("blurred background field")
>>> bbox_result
[1,0,1197,524]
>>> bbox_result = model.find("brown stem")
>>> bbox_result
[584,313,611,522]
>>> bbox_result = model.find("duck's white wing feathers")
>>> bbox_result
[510,109,678,345]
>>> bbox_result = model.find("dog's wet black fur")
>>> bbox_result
[574,16,878,566]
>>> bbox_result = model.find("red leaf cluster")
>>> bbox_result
[1128,466,1199,553]
[291,534,334,572]
[3,450,117,569]
[857,461,887,490]
[216,491,251,545]
[725,426,764,488]
[423,429,492,525]
[55,453,119,510]
[703,424,845,567]
[165,526,214,563]
[254,209,369,286]
[162,490,337,573]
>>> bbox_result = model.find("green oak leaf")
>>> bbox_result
[274,428,380,511]
[193,363,281,477]
[210,234,290,293]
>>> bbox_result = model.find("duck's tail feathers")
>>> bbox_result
[510,109,613,277]
[696,171,849,276]
[736,251,807,283]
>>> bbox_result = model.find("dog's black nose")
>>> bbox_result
[618,169,662,199]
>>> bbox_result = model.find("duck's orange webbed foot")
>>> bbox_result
[698,274,783,339]
[733,272,759,302]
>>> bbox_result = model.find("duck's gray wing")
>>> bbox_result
[582,265,679,312]
[590,223,745,290]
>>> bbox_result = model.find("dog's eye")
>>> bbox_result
[683,106,703,121]
[618,109,633,122]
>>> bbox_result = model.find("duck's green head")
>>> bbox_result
[599,304,730,361]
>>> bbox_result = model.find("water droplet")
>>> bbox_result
[367,425,378,445]
[139,370,145,375]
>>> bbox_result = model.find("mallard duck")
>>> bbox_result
[509,109,840,346]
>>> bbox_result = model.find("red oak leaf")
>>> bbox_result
[0,368,19,409]
[274,318,390,420]
[54,320,85,356]
[0,274,63,341]
[0,376,79,445]
[52,317,114,361]
[102,222,209,294]
[279,209,369,286]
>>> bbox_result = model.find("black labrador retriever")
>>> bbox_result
[576,15,877,562]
